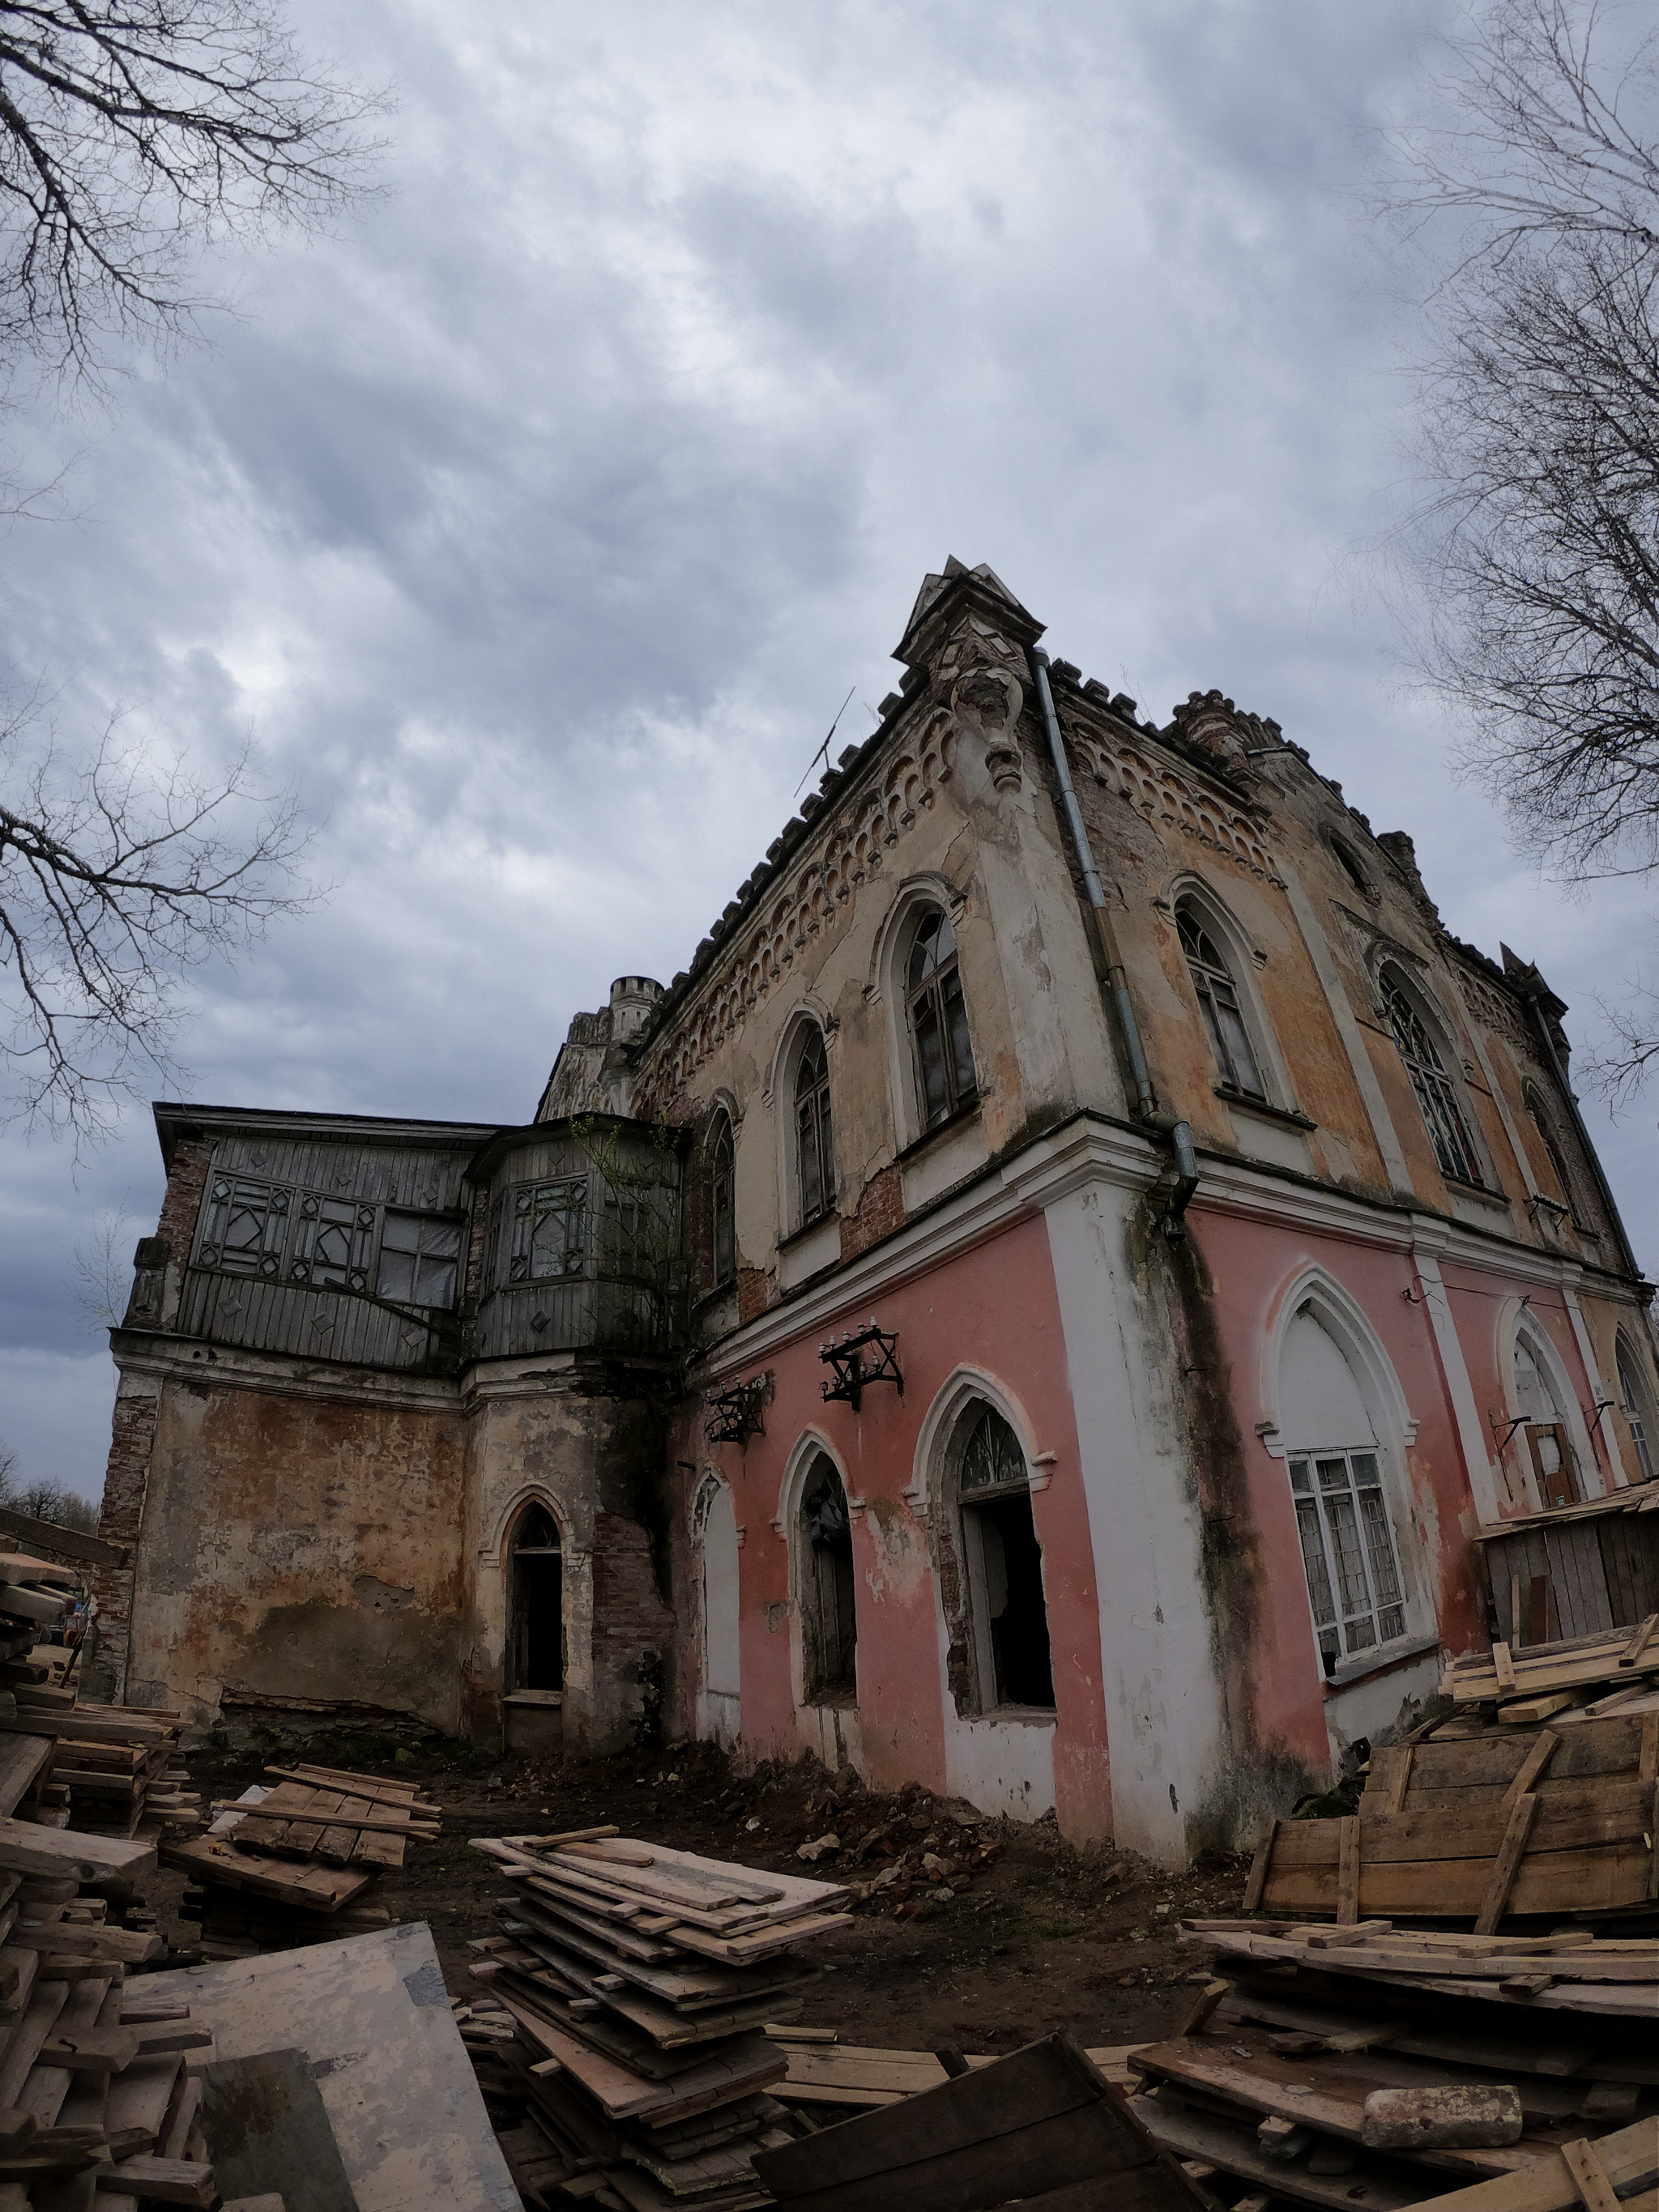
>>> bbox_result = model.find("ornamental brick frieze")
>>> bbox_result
[1066,723,1285,887]
[635,708,961,1107]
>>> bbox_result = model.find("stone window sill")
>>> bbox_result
[778,1212,838,1256]
[972,1704,1057,1728]
[898,1098,983,1165]
[1321,1632,1439,1695]
[1213,1085,1315,1132]
[1444,1176,1509,1210]
[503,1690,564,1707]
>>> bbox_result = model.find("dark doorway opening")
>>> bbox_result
[510,1504,564,1693]
[800,1455,857,1703]
[967,1489,1055,1710]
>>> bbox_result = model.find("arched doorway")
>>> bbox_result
[508,1503,564,1693]
[699,1477,741,1746]
[953,1404,1054,1712]
[798,1454,857,1705]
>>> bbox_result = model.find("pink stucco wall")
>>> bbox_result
[698,1212,1114,1841]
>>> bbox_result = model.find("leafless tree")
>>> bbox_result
[0,1,386,383]
[1,694,310,1136]
[0,1438,15,1489]
[1384,2,1659,1089]
[68,1190,134,1326]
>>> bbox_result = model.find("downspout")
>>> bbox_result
[1517,988,1642,1282]
[1028,648,1199,1227]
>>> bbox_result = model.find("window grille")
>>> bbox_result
[1177,905,1265,1099]
[198,1177,291,1276]
[1619,1352,1655,1481]
[906,910,977,1128]
[1380,968,1485,1186]
[710,1116,736,1288]
[959,1405,1028,1493]
[292,1195,376,1291]
[511,1180,586,1282]
[1289,1451,1406,1664]
[794,1030,835,1225]
[377,1212,463,1308]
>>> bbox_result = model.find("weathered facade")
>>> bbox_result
[92,560,1659,1862]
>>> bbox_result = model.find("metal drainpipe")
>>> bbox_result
[1519,989,1641,1282]
[1028,649,1198,1224]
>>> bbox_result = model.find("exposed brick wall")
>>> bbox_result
[85,1389,161,1703]
[591,1509,676,1743]
[737,1267,774,1324]
[151,1138,215,1332]
[840,1163,904,1264]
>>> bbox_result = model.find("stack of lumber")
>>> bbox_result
[41,1699,199,1843]
[761,2024,1147,2111]
[1123,1918,1659,2207]
[0,1840,225,2202]
[752,2031,1213,2211]
[1245,1709,1657,1924]
[464,1822,855,2210]
[167,1763,441,1960]
[1439,1614,1659,1727]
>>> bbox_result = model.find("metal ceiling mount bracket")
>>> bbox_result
[819,1321,903,1412]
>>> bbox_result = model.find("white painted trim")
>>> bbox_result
[1497,1297,1602,1507]
[906,1366,1043,1509]
[1278,862,1413,1196]
[1561,1285,1623,1491]
[1257,1263,1419,1455]
[481,1484,574,1566]
[1409,1241,1505,1526]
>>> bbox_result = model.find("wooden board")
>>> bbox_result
[0,1820,155,1885]
[161,1839,373,1913]
[753,2034,1209,2212]
[495,1991,785,2122]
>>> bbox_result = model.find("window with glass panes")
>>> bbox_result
[510,1179,586,1281]
[1618,1349,1655,1481]
[710,1115,736,1288]
[794,1029,835,1225]
[1380,967,1485,1186]
[377,1212,463,1307]
[906,910,977,1127]
[1290,1450,1406,1666]
[1177,903,1265,1099]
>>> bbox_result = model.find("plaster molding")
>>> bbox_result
[1561,1285,1626,1490]
[906,1365,1043,1513]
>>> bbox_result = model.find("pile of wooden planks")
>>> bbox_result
[166,1762,441,1960]
[463,1822,857,2210]
[761,2024,1148,2111]
[1247,1709,1658,1925]
[1118,1917,1659,2208]
[0,1869,223,2203]
[1440,1615,1659,1725]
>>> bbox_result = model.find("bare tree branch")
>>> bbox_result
[0,1,387,381]
[1385,0,1659,1092]
[0,690,314,1138]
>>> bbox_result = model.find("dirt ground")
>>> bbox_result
[177,1737,1247,2054]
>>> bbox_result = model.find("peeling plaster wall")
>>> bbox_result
[121,1375,467,1731]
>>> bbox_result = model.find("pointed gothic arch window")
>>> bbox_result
[508,1502,563,1694]
[1177,899,1266,1100]
[906,909,977,1128]
[1616,1336,1655,1483]
[1512,1326,1580,1509]
[1524,1083,1583,1227]
[1380,965,1486,1187]
[798,1453,856,1703]
[953,1404,1054,1711]
[708,1111,736,1289]
[793,1028,835,1227]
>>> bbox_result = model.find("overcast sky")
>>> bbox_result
[2,0,1653,1499]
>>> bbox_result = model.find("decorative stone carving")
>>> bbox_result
[1068,726,1284,887]
[951,664,1025,795]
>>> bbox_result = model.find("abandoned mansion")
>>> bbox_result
[87,560,1659,1866]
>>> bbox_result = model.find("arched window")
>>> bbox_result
[1380,965,1485,1187]
[1513,1328,1579,1508]
[955,1405,1054,1711]
[1331,835,1372,897]
[708,1113,736,1289]
[1616,1338,1654,1483]
[798,1455,856,1703]
[696,1476,741,1745]
[508,1503,563,1694]
[794,1029,835,1226]
[1177,901,1265,1099]
[1524,1085,1582,1226]
[1279,1306,1407,1671]
[906,910,977,1128]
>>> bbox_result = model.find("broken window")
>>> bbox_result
[798,1455,856,1703]
[509,1503,563,1693]
[906,910,977,1128]
[794,1029,835,1226]
[709,1113,736,1288]
[1524,1085,1583,1226]
[1290,1451,1406,1666]
[1380,965,1486,1187]
[511,1179,586,1281]
[1513,1332,1580,1508]
[1178,901,1265,1099]
[1618,1343,1655,1482]
[198,1175,291,1276]
[377,1213,463,1308]
[292,1194,376,1291]
[957,1406,1054,1711]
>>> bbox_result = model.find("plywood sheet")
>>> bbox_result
[130,1924,518,2212]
